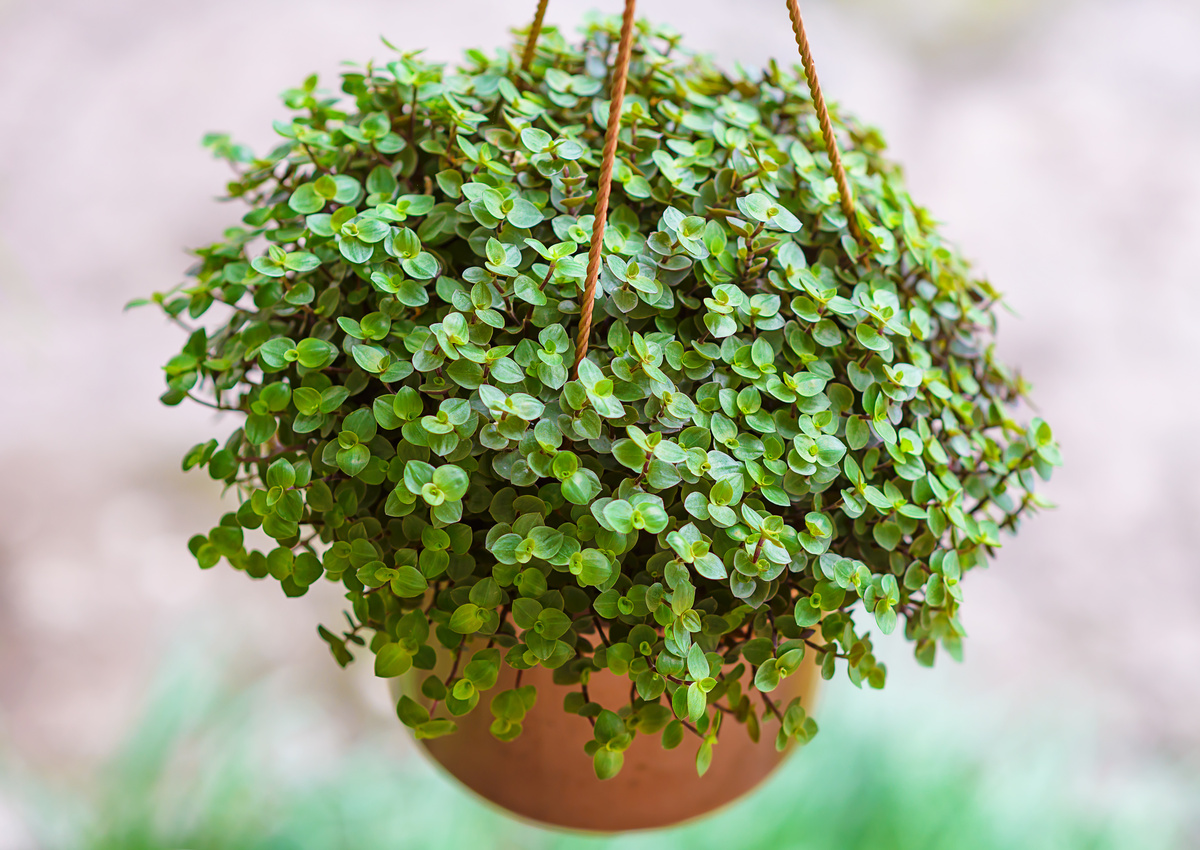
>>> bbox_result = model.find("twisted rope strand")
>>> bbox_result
[785,0,864,246]
[520,0,551,72]
[573,0,636,376]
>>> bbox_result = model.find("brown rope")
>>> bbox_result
[572,0,636,377]
[785,0,864,246]
[520,0,551,72]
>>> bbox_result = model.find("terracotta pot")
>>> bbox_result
[394,650,820,832]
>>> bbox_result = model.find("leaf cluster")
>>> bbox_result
[144,17,1060,780]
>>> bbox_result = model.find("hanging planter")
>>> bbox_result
[137,0,1061,833]
[389,641,819,830]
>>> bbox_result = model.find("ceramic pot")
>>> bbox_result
[395,650,820,832]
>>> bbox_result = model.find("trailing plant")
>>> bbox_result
[137,16,1060,780]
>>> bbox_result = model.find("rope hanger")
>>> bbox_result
[520,0,551,73]
[520,0,862,377]
[784,0,863,246]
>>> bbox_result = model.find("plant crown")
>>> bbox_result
[140,17,1061,780]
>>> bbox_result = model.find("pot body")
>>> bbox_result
[398,652,820,832]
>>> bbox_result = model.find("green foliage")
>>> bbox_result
[144,17,1059,779]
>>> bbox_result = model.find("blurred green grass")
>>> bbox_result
[4,643,1191,850]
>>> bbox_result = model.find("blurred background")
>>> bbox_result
[1,0,1198,846]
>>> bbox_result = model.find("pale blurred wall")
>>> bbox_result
[0,0,1198,798]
